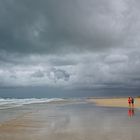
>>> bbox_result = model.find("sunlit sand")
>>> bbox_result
[87,97,140,108]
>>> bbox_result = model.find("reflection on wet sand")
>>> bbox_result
[128,108,135,117]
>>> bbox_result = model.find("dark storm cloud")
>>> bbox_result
[0,0,131,54]
[0,0,140,91]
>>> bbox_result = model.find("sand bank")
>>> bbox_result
[88,97,140,108]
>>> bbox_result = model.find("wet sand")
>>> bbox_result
[88,97,140,108]
[0,99,140,140]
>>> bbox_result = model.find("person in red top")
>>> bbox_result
[128,96,131,108]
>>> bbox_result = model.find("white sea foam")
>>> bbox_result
[0,98,64,110]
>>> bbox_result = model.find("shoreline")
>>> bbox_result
[0,99,140,139]
[87,97,140,108]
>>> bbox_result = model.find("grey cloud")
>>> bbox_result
[31,70,45,78]
[67,50,140,89]
[104,54,128,64]
[10,75,17,79]
[0,0,134,54]
[0,66,70,87]
[49,68,70,82]
[0,0,140,91]
[49,58,77,66]
[0,51,140,89]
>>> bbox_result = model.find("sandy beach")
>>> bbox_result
[0,99,140,140]
[88,97,140,108]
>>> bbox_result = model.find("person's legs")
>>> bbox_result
[128,102,131,108]
[132,103,134,108]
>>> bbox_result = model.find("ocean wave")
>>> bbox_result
[0,98,64,110]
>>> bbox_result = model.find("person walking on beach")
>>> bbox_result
[128,97,131,108]
[131,97,134,108]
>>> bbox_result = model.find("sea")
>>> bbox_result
[0,86,139,110]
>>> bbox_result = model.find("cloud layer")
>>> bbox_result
[0,0,140,91]
[0,0,134,53]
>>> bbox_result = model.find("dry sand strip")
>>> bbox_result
[87,98,140,108]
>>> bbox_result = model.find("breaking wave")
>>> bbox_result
[0,98,64,110]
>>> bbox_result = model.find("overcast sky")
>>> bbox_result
[0,0,140,96]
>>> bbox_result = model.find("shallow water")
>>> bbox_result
[43,103,140,140]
